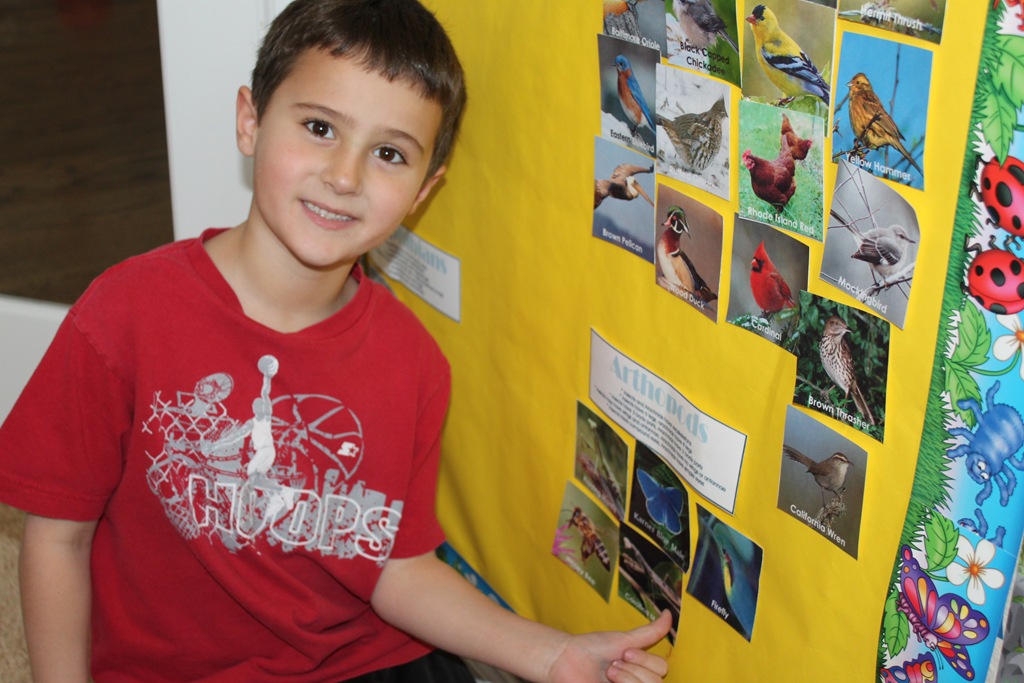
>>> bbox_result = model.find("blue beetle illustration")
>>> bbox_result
[948,381,1024,507]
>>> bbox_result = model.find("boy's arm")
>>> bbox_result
[20,513,97,683]
[371,551,671,683]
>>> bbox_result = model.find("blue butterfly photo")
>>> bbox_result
[637,469,684,535]
[629,442,691,570]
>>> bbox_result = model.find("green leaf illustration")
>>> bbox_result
[952,304,993,368]
[883,589,909,658]
[995,35,1024,113]
[980,85,1018,162]
[923,514,960,572]
[946,360,982,428]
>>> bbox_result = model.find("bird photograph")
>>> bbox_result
[615,54,655,136]
[666,0,742,86]
[655,64,731,199]
[837,0,947,45]
[593,161,654,209]
[780,113,813,161]
[727,216,809,347]
[603,0,667,54]
[742,0,834,116]
[654,189,724,321]
[791,292,889,441]
[674,0,738,52]
[750,240,796,318]
[819,315,876,426]
[821,160,920,328]
[776,405,868,558]
[742,137,796,213]
[592,137,657,262]
[832,32,931,190]
[598,34,660,155]
[738,99,825,239]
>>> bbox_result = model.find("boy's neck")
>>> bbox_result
[204,225,359,333]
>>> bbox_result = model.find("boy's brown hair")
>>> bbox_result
[252,0,466,176]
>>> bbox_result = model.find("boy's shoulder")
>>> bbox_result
[360,268,445,354]
[90,234,197,285]
[71,234,205,317]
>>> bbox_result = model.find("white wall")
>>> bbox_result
[0,3,285,422]
[156,1,287,240]
[0,297,68,420]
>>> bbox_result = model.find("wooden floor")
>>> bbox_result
[0,0,172,305]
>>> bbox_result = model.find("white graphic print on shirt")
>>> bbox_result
[143,355,402,564]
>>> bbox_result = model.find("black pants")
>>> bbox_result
[343,650,477,683]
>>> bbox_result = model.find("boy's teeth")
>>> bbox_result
[305,201,349,220]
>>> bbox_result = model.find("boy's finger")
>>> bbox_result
[608,658,666,683]
[611,646,669,681]
[624,609,672,648]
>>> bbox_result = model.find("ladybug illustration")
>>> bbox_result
[966,244,1024,314]
[978,155,1024,237]
[994,0,1024,31]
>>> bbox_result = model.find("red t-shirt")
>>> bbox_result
[0,230,449,681]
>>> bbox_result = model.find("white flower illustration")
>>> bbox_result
[993,315,1024,380]
[946,536,1005,605]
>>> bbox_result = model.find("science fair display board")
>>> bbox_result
[369,1,1024,680]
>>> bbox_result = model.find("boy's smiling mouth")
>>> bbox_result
[302,200,355,224]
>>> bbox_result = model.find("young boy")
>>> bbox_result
[0,0,671,681]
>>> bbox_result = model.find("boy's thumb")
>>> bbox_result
[625,610,672,648]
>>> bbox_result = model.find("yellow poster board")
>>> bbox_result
[390,2,988,680]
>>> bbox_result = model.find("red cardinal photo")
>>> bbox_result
[750,240,796,318]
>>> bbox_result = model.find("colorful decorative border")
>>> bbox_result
[878,3,1024,681]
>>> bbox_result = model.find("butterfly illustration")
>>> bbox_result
[880,653,937,683]
[895,545,989,680]
[636,469,684,535]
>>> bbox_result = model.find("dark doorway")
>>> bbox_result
[0,0,173,304]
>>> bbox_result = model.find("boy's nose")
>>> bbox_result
[321,149,363,194]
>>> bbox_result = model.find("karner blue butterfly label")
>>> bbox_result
[629,441,690,571]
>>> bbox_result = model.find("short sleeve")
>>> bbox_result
[387,350,450,560]
[0,311,132,520]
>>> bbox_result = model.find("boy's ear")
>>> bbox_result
[409,165,447,214]
[236,86,259,157]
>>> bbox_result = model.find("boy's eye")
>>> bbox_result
[304,119,334,139]
[374,147,407,165]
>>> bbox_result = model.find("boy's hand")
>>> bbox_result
[546,610,672,683]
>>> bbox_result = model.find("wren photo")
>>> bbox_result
[777,405,867,558]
